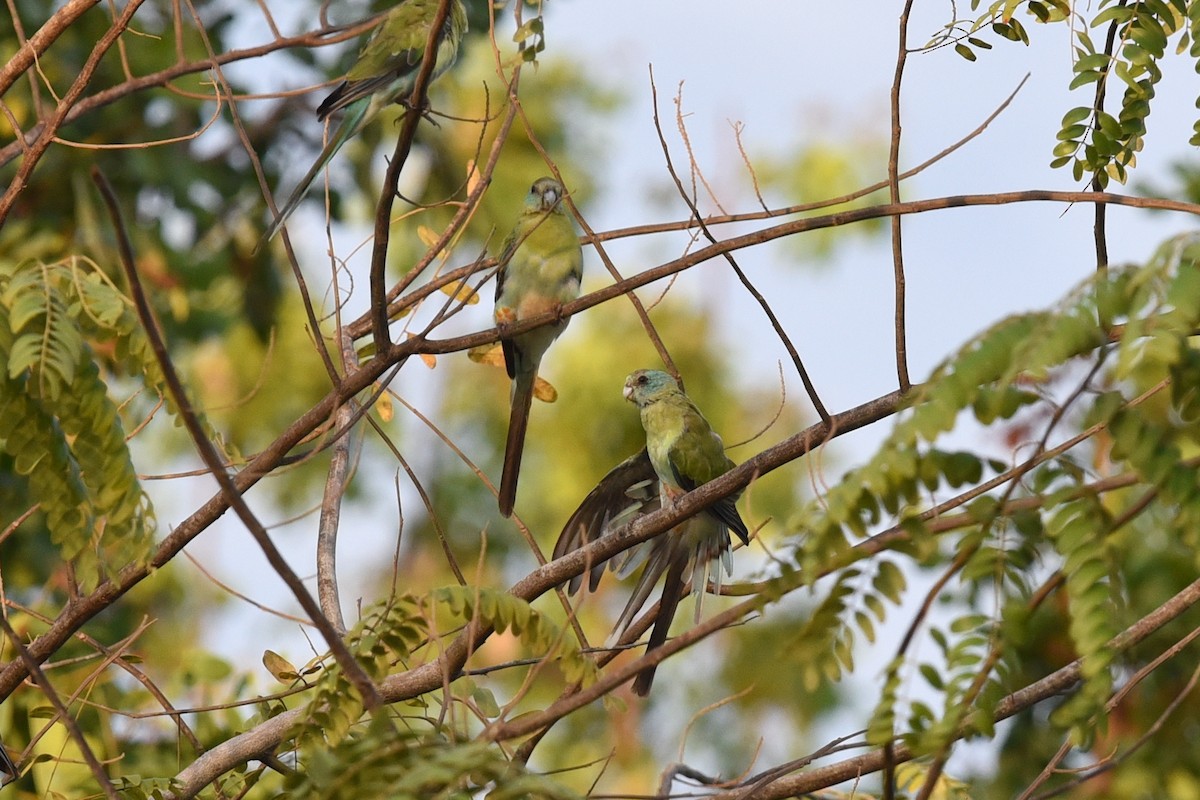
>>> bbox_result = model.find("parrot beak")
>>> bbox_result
[542,186,560,208]
[622,382,634,401]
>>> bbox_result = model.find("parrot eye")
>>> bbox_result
[636,374,648,385]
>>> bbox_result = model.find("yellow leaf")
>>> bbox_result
[417,224,439,248]
[404,333,436,369]
[373,385,394,422]
[466,159,481,196]
[468,345,553,401]
[262,650,298,682]
[439,279,479,305]
[469,343,504,367]
[533,376,557,402]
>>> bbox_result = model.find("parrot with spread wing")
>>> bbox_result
[260,0,468,244]
[554,369,750,696]
[494,177,584,517]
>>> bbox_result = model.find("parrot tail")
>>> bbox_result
[257,98,371,250]
[632,552,687,697]
[498,370,536,517]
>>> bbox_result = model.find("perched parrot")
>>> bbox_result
[494,177,584,517]
[260,0,468,244]
[554,369,750,696]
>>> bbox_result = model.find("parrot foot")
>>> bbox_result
[495,306,518,327]
[399,97,440,127]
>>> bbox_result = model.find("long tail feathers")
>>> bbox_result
[498,369,535,517]
[257,98,371,250]
[632,554,687,697]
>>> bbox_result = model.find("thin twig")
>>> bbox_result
[90,168,381,709]
[185,0,340,384]
[1091,1,1127,270]
[367,0,458,351]
[886,0,916,402]
[1024,626,1200,800]
[374,396,468,587]
[0,613,120,799]
[0,15,380,168]
[651,69,829,421]
[0,0,147,226]
[0,0,99,99]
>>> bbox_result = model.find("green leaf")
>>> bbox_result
[472,686,501,718]
[873,560,906,604]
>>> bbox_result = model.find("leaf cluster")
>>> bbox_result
[0,256,154,587]
[274,592,586,799]
[782,238,1200,759]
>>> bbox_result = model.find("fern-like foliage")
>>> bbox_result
[790,560,905,692]
[281,594,586,799]
[291,597,430,750]
[286,715,579,800]
[1051,0,1190,185]
[0,258,154,586]
[71,262,239,463]
[433,586,599,688]
[785,235,1200,754]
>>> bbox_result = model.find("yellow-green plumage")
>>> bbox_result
[554,369,749,696]
[494,177,583,517]
[260,0,468,245]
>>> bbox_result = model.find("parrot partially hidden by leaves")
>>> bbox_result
[554,369,750,696]
[260,0,468,245]
[494,177,584,517]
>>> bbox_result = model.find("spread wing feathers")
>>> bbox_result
[553,449,658,594]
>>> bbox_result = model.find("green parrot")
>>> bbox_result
[494,177,584,517]
[260,0,468,244]
[554,369,750,696]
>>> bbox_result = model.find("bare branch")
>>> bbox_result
[315,330,359,634]
[650,67,829,422]
[0,612,120,799]
[0,0,147,226]
[886,0,916,404]
[90,168,381,709]
[0,0,100,99]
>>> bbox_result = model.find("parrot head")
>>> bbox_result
[623,369,678,407]
[525,176,566,214]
